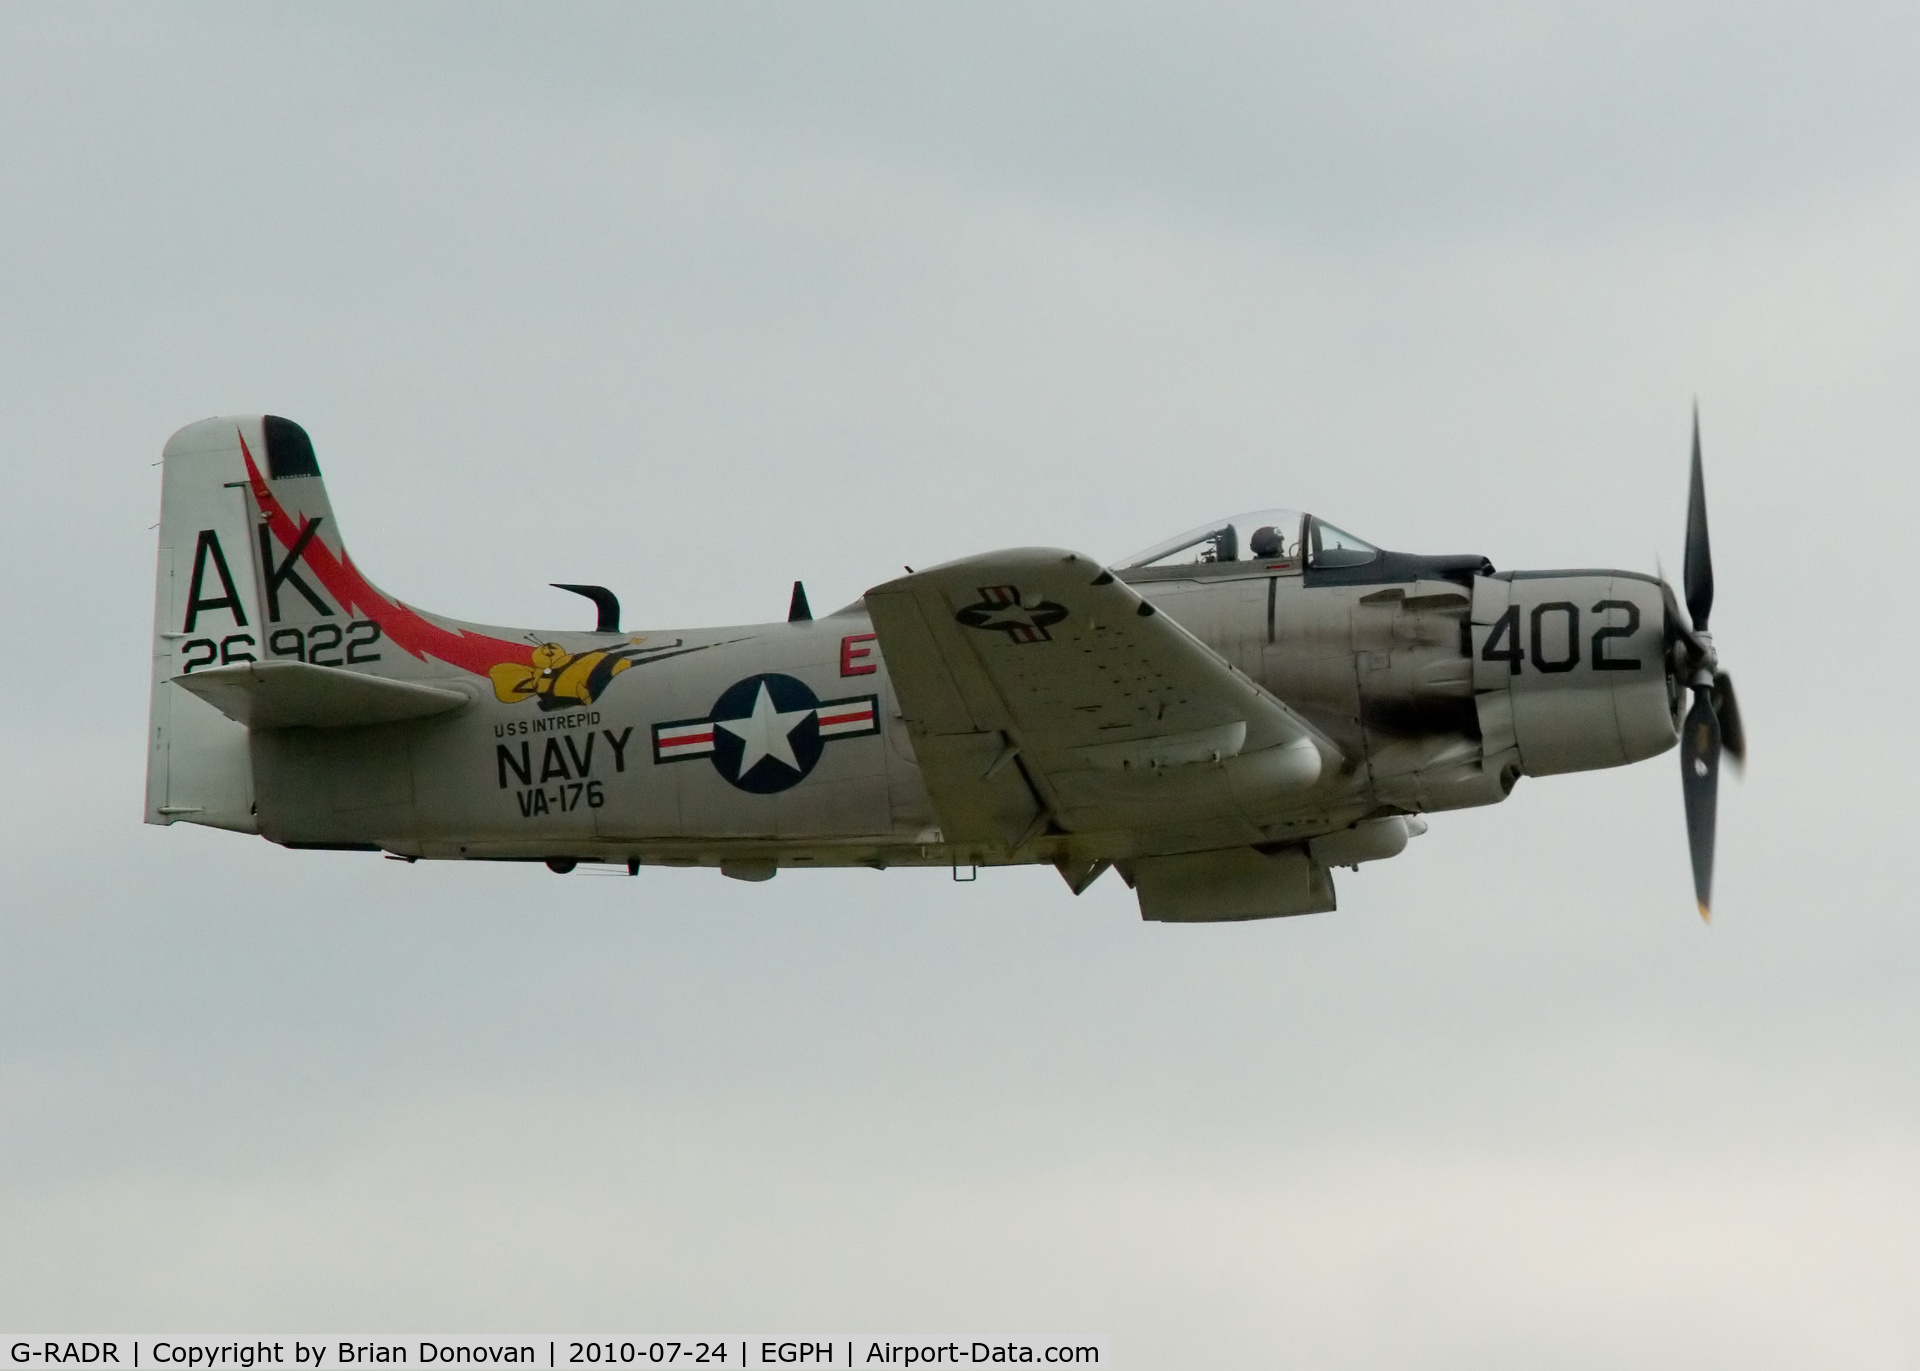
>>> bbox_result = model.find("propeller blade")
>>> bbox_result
[1680,689,1721,920]
[1669,410,1736,917]
[1684,406,1714,632]
[1712,671,1745,770]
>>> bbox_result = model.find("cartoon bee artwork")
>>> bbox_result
[490,638,664,710]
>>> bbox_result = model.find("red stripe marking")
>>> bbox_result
[817,710,870,727]
[240,432,534,676]
[662,731,714,747]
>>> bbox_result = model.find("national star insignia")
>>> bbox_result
[650,672,883,793]
[716,681,814,774]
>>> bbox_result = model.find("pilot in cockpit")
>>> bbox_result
[1117,509,1308,572]
[1251,524,1307,560]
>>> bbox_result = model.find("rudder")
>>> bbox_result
[145,416,289,828]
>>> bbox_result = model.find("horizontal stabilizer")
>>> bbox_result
[172,661,469,729]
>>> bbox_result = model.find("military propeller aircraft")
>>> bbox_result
[146,414,1740,921]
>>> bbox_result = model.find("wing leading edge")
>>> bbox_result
[866,548,1343,860]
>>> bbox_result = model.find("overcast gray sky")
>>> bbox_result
[4,3,1918,1365]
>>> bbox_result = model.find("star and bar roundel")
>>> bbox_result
[651,673,881,793]
[954,584,1068,643]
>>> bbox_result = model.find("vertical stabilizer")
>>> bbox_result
[146,414,542,834]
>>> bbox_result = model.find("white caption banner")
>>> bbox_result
[5,1339,1108,1370]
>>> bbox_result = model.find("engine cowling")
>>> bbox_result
[1470,572,1678,778]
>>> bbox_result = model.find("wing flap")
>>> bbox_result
[172,660,470,729]
[905,730,1045,849]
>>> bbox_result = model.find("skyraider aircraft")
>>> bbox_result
[146,415,1741,922]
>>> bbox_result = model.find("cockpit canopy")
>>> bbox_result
[1118,509,1381,571]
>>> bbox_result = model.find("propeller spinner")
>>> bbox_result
[1666,409,1744,919]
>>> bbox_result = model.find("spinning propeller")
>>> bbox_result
[1663,410,1744,920]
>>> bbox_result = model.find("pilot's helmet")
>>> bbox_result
[1248,525,1284,558]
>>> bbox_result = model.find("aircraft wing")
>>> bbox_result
[865,548,1338,850]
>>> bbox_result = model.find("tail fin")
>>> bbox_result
[145,415,538,830]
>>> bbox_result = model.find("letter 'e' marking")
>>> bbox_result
[841,633,877,676]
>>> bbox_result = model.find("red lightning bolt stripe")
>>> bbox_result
[240,431,533,675]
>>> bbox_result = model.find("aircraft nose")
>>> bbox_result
[1471,568,1678,776]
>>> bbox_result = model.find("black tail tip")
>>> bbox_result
[262,416,320,479]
